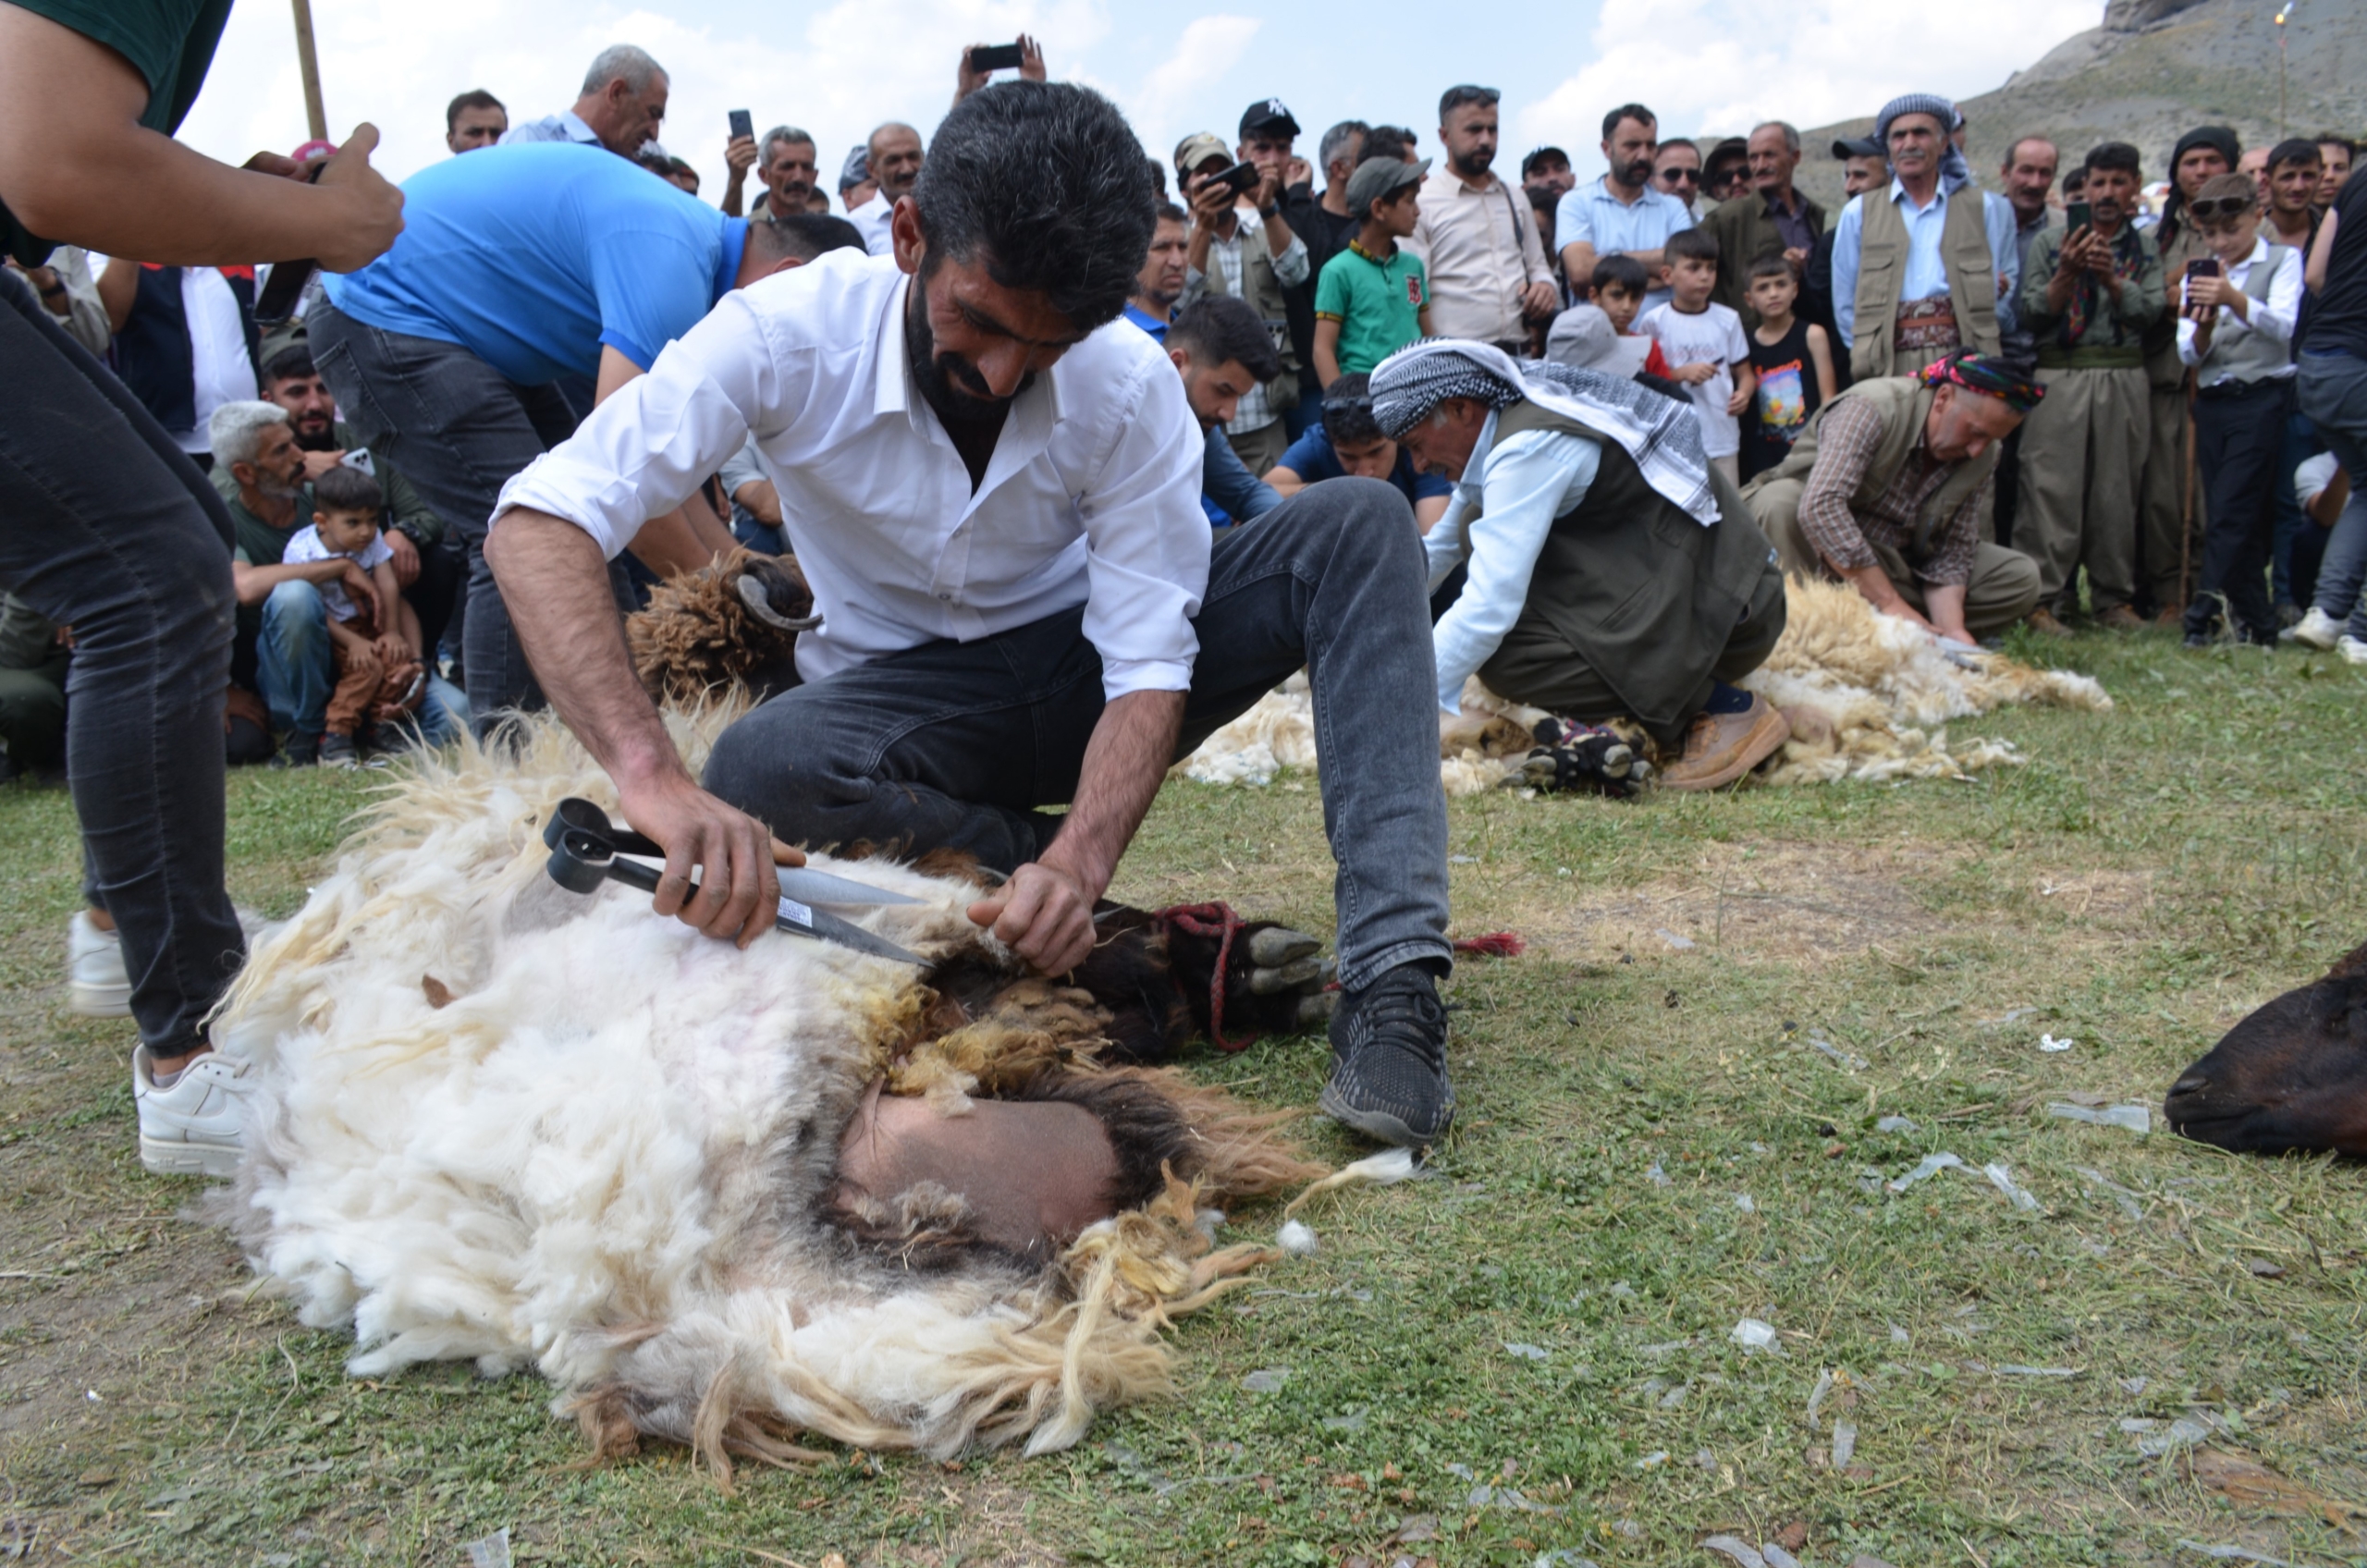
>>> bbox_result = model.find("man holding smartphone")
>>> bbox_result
[1176,131,1307,476]
[2013,141,2165,636]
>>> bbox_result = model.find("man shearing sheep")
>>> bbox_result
[485,83,1463,1148]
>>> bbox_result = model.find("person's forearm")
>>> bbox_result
[1563,241,1597,291]
[1922,582,1971,640]
[1838,559,1915,617]
[1186,223,1215,275]
[1259,209,1296,257]
[484,509,685,790]
[1036,689,1186,899]
[629,504,732,578]
[732,479,783,525]
[96,255,136,334]
[231,557,347,606]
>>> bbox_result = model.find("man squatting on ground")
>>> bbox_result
[1371,340,1796,797]
[484,82,1466,1149]
[0,0,404,1173]
[1743,351,2046,642]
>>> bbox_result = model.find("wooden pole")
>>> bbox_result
[290,0,327,142]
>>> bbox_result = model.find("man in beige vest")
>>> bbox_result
[1744,353,2043,643]
[1830,93,2023,383]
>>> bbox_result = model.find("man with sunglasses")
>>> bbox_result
[1557,103,1696,314]
[1410,86,1560,357]
[1654,141,1704,214]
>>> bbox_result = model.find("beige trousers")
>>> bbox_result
[2015,365,2149,615]
[1752,477,2041,638]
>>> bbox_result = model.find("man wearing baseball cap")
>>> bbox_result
[1238,97,1333,440]
[1177,127,1308,474]
[1829,92,2022,383]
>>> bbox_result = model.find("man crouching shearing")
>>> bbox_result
[484,82,1459,1148]
[1376,340,1794,793]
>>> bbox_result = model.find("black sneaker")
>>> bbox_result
[1319,962,1453,1146]
[319,732,361,769]
[275,731,322,768]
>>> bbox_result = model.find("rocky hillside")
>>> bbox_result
[1786,0,2364,206]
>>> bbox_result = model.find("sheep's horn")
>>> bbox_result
[736,572,822,632]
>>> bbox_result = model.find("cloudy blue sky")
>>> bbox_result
[175,0,2105,199]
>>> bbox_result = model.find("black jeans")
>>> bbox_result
[0,268,245,1056]
[2184,377,2294,643]
[703,479,1453,991]
[309,303,632,731]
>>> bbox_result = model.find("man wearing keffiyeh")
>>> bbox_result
[2014,141,2166,637]
[1370,338,1793,792]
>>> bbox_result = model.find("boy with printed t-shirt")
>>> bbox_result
[1314,156,1433,385]
[283,464,424,766]
[1740,254,1835,478]
[1638,227,1755,482]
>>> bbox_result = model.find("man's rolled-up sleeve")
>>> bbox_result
[1078,358,1212,701]
[1795,398,1883,572]
[493,291,782,557]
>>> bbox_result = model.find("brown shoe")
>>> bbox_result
[2026,607,2074,638]
[2152,606,2185,628]
[2098,605,2146,631]
[1659,694,1791,792]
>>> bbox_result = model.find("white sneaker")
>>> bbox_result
[133,1047,252,1177]
[68,911,130,1018]
[2289,606,2345,650]
[2340,635,2367,667]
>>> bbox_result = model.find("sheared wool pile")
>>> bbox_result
[211,709,1332,1473]
[1176,577,2112,794]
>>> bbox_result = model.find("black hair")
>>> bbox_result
[1153,201,1187,226]
[1592,253,1650,296]
[1168,294,1282,385]
[312,464,383,517]
[1320,373,1383,447]
[1747,252,1799,283]
[2061,167,2087,195]
[750,212,867,264]
[1364,125,1417,164]
[1601,103,1656,141]
[2084,141,2142,179]
[2267,137,2324,173]
[445,89,504,134]
[1438,85,1500,122]
[1665,227,1720,264]
[262,345,316,386]
[2316,132,2359,159]
[1147,156,1169,200]
[910,80,1157,333]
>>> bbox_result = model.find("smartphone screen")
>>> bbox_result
[968,42,1024,71]
[2186,257,2222,278]
[728,108,754,141]
[2066,202,2092,233]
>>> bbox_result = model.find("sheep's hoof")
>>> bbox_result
[1294,990,1339,1026]
[1250,956,1324,994]
[1248,926,1321,967]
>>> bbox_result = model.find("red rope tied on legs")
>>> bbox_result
[1149,900,1256,1053]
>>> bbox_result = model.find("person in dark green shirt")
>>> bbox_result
[0,0,403,1175]
[1314,156,1433,385]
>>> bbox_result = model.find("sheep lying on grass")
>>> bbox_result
[213,710,1362,1476]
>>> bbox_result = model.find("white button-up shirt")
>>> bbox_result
[498,111,601,149]
[846,192,895,256]
[495,250,1208,699]
[2177,237,2302,382]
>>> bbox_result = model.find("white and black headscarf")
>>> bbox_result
[1368,338,1720,525]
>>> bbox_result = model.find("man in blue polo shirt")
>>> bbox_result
[1556,103,1696,313]
[311,140,805,724]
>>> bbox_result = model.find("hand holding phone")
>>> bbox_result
[967,42,1024,71]
[2065,201,2093,236]
[728,108,754,141]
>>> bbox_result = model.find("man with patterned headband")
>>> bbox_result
[1742,351,2043,643]
[1370,338,1792,795]
[1830,93,2022,384]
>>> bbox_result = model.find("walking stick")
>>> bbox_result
[2177,371,2197,610]
[290,0,327,143]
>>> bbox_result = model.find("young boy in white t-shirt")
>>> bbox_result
[1637,227,1755,484]
[283,464,423,766]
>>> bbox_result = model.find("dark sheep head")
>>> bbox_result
[2165,941,2367,1157]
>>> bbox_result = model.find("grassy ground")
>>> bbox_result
[1,625,2363,1568]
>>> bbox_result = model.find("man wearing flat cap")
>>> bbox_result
[1178,125,1307,475]
[1743,351,2043,643]
[1829,93,2023,384]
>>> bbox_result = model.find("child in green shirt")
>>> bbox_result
[1314,156,1433,385]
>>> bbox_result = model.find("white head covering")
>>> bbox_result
[1369,338,1720,524]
